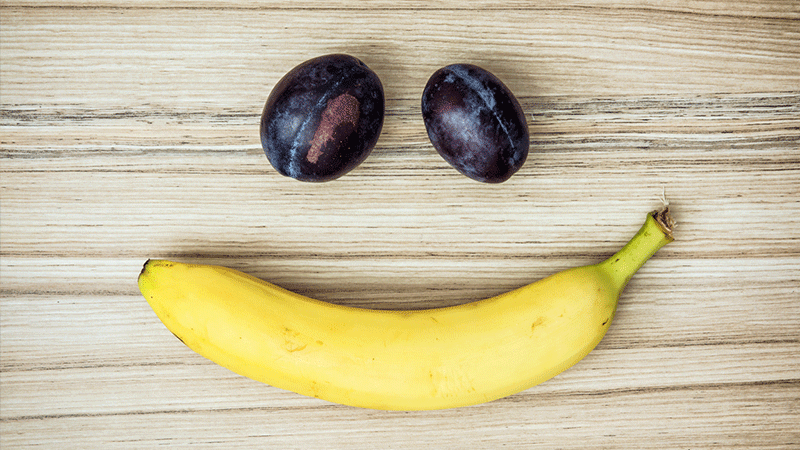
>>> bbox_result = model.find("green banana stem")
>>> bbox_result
[600,206,675,291]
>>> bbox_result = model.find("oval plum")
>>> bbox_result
[421,64,529,183]
[260,54,384,182]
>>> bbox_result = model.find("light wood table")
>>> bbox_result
[2,1,798,448]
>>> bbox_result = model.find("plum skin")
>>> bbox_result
[260,54,385,182]
[421,64,529,183]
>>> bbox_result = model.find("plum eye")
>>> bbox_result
[260,54,385,182]
[421,64,529,183]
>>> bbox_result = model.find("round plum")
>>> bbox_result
[260,54,384,182]
[421,64,529,183]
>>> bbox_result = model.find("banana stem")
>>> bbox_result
[600,206,675,291]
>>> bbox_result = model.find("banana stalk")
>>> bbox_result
[139,206,674,410]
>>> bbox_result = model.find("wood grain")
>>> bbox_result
[1,1,799,448]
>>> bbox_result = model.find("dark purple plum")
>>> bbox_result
[260,54,384,182]
[421,64,529,183]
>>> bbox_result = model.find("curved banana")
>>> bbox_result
[139,207,674,410]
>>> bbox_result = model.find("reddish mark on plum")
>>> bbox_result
[307,93,360,164]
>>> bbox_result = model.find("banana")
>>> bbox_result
[139,206,674,410]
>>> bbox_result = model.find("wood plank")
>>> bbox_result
[1,376,797,449]
[2,7,798,103]
[3,0,800,19]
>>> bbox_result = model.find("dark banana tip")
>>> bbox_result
[138,259,152,281]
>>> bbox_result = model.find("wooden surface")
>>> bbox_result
[1,1,799,448]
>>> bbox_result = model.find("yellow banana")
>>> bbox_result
[139,207,674,410]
